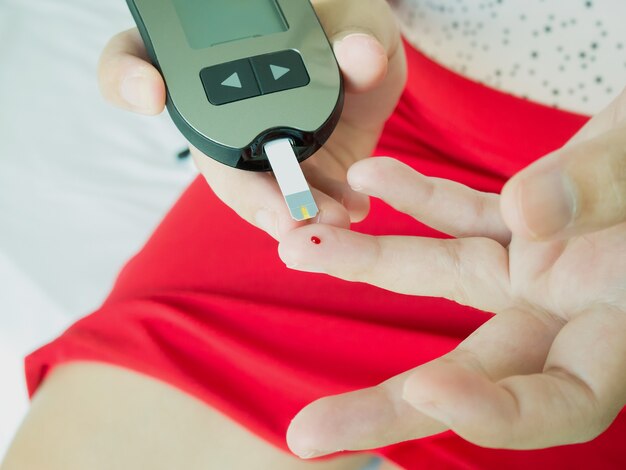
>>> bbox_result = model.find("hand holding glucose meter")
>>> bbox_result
[125,0,344,221]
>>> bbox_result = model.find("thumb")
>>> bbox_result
[314,0,399,94]
[501,88,626,239]
[332,32,388,93]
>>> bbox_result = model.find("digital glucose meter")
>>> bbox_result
[125,0,345,220]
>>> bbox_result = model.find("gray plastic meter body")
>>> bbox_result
[125,0,344,171]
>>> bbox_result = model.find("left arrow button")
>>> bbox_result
[221,73,243,88]
[201,59,261,106]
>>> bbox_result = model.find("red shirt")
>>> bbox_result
[26,42,626,469]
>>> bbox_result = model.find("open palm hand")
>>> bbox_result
[278,89,626,458]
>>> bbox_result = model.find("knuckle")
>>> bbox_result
[440,239,471,306]
[419,176,437,208]
[470,193,489,227]
[453,192,490,239]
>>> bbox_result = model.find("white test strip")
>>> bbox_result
[264,139,319,221]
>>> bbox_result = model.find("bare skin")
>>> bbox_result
[1,363,402,470]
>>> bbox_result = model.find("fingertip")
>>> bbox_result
[346,159,371,192]
[118,64,166,115]
[344,190,371,223]
[99,53,165,115]
[346,157,399,194]
[500,178,530,238]
[253,200,305,241]
[286,406,328,459]
[287,393,369,459]
[300,164,370,223]
[312,189,352,229]
[500,141,584,241]
[333,33,388,93]
[273,191,351,243]
[278,223,334,270]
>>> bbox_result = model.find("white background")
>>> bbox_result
[0,0,195,458]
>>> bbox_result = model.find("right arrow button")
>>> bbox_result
[270,65,290,81]
[252,50,310,95]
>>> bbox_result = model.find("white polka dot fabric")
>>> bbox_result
[390,0,626,115]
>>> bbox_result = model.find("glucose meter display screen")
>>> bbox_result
[173,0,288,49]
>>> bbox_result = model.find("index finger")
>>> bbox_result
[278,224,512,313]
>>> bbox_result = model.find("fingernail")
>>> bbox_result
[334,33,382,54]
[120,73,152,112]
[518,170,577,238]
[333,33,386,70]
[254,209,279,239]
[333,33,385,69]
[287,263,326,274]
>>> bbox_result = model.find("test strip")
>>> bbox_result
[264,139,319,221]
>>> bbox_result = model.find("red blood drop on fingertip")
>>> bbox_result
[311,236,321,245]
